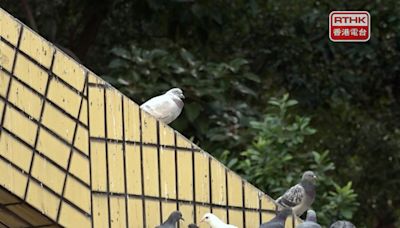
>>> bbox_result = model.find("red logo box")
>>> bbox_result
[329,11,370,42]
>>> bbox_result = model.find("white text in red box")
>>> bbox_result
[329,11,370,42]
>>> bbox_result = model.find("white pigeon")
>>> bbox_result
[200,213,237,228]
[140,88,185,124]
[276,171,317,216]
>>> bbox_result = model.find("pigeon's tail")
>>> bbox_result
[276,197,284,206]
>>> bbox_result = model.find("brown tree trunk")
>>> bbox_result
[71,0,113,60]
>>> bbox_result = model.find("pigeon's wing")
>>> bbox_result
[276,184,305,208]
[140,95,176,120]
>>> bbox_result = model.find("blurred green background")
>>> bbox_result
[1,0,399,227]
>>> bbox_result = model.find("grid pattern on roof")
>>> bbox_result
[0,7,301,228]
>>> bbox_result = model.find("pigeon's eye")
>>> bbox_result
[206,216,209,219]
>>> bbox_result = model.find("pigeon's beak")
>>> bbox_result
[180,217,185,221]
[199,218,205,223]
[180,94,185,99]
[313,175,317,179]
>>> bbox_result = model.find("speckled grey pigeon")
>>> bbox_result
[296,210,321,228]
[330,221,356,228]
[188,224,199,228]
[276,171,317,216]
[155,211,184,228]
[141,88,184,124]
[259,208,292,228]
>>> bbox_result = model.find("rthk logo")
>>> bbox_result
[329,11,370,42]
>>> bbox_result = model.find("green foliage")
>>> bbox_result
[3,0,400,226]
[221,94,359,225]
[105,44,261,153]
[324,182,359,220]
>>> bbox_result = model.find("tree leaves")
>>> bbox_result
[5,0,400,225]
[223,94,359,225]
[105,44,261,153]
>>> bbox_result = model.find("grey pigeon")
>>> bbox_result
[276,171,317,216]
[155,211,184,228]
[140,88,185,124]
[188,224,199,228]
[296,210,321,228]
[259,208,292,228]
[330,221,356,228]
